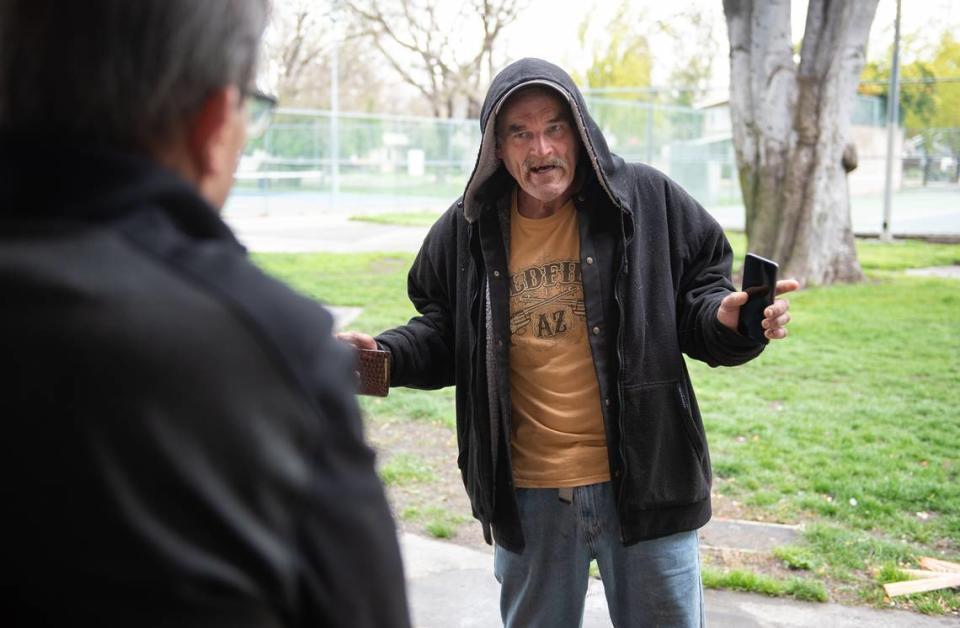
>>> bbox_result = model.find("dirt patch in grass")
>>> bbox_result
[710,478,770,521]
[364,417,959,617]
[365,418,490,552]
[366,417,802,560]
[702,546,797,579]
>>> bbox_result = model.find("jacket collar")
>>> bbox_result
[0,134,240,247]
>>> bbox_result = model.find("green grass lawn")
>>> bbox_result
[234,174,466,199]
[348,211,443,227]
[254,237,960,613]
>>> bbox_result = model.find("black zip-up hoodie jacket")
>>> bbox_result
[377,58,766,552]
[0,138,410,627]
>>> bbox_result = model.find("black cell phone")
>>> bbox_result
[739,253,779,343]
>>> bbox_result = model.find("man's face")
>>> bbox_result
[212,96,248,209]
[495,88,579,207]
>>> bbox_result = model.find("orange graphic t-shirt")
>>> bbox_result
[508,191,610,488]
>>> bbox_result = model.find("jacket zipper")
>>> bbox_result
[613,202,632,543]
[614,253,629,542]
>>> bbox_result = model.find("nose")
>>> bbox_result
[531,132,552,157]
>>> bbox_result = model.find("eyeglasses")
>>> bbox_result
[243,88,277,139]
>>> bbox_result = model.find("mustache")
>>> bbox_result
[524,157,567,171]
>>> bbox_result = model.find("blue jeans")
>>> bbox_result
[494,482,704,627]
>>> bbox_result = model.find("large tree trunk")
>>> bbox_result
[723,0,879,285]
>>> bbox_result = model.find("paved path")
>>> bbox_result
[699,518,801,553]
[226,209,431,253]
[401,533,958,628]
[906,266,960,279]
[223,187,960,254]
[224,190,436,253]
[707,186,960,239]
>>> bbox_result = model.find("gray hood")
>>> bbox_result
[461,57,626,223]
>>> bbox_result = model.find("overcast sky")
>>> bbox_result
[502,0,959,88]
[265,0,959,110]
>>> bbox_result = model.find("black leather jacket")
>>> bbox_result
[377,58,765,552]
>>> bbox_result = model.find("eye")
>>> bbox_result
[513,131,532,141]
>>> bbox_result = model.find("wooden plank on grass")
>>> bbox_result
[902,569,944,579]
[884,574,960,597]
[919,557,960,573]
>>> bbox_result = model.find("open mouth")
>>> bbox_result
[529,165,557,174]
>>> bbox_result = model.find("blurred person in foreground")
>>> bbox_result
[339,58,799,627]
[0,2,409,626]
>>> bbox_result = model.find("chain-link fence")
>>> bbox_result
[239,109,476,201]
[238,95,956,209]
[903,128,960,186]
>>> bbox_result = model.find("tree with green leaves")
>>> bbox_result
[575,3,723,106]
[660,10,722,106]
[575,2,652,96]
[926,32,960,181]
[860,36,937,131]
[861,29,960,182]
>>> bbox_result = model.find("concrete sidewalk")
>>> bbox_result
[400,533,957,628]
[222,186,960,254]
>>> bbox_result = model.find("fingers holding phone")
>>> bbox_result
[729,254,800,343]
[774,279,801,297]
[762,279,800,340]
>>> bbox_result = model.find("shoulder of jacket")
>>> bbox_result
[119,207,346,407]
[421,198,472,252]
[626,162,677,194]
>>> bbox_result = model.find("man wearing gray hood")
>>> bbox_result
[341,58,797,626]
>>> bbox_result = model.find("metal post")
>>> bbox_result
[645,101,653,164]
[329,2,341,208]
[881,0,901,242]
[445,119,454,184]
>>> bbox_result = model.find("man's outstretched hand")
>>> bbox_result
[717,279,801,341]
[336,331,378,350]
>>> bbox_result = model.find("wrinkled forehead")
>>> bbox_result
[494,84,573,136]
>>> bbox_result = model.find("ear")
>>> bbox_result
[186,86,241,180]
[495,140,502,160]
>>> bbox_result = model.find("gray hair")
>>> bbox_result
[494,84,574,142]
[0,0,269,152]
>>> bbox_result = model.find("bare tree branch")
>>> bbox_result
[262,1,386,110]
[347,0,524,117]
